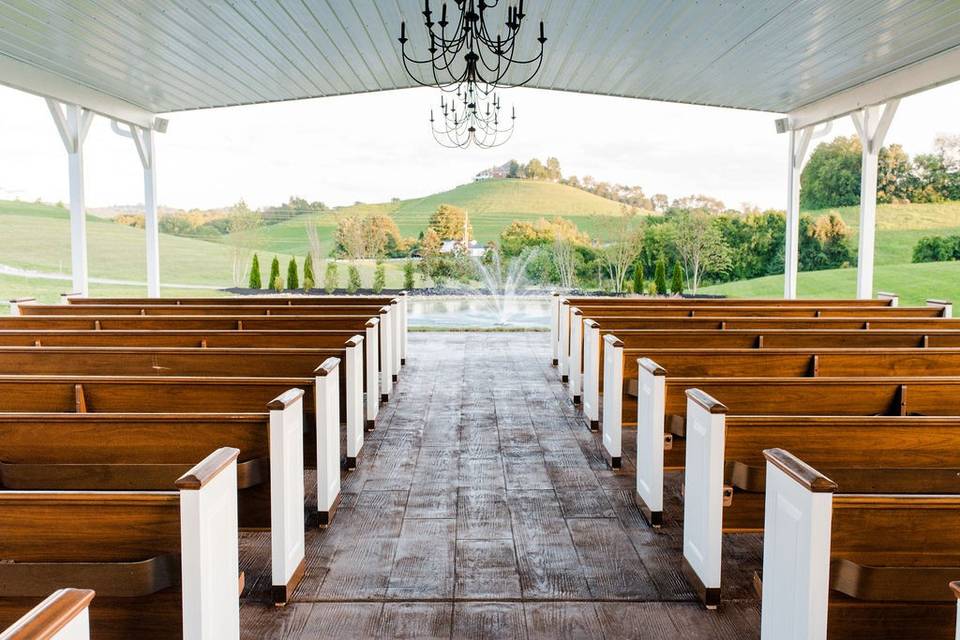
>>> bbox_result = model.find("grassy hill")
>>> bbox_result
[224,179,634,256]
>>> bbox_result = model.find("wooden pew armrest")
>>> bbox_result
[175,447,240,490]
[762,448,837,493]
[0,588,95,640]
[0,554,180,598]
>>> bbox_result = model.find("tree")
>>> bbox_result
[347,265,362,294]
[632,263,644,295]
[227,205,262,286]
[403,259,416,290]
[800,136,862,209]
[428,204,471,240]
[552,236,577,289]
[653,259,668,295]
[324,262,338,293]
[269,256,281,291]
[334,214,367,260]
[303,252,315,290]
[248,253,262,289]
[672,212,731,294]
[670,262,684,295]
[594,207,644,293]
[372,262,386,293]
[651,194,669,212]
[418,228,444,285]
[286,257,299,290]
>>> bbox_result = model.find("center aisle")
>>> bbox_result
[239,332,761,639]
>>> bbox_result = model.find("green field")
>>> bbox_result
[224,179,634,256]
[702,200,960,305]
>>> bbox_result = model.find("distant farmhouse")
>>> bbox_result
[474,162,513,182]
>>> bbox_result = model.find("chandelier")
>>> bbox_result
[430,82,516,149]
[399,0,546,148]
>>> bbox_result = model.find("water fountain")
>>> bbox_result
[471,247,539,326]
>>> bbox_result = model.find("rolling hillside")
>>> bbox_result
[224,179,635,256]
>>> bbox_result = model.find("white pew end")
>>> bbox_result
[635,357,667,528]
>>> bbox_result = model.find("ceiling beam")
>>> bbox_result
[0,54,159,129]
[784,45,960,131]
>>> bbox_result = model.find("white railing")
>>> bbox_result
[682,389,728,609]
[364,319,380,427]
[568,308,583,403]
[635,358,666,527]
[759,449,835,640]
[177,448,241,639]
[582,319,601,429]
[315,358,342,526]
[601,335,623,468]
[267,390,306,605]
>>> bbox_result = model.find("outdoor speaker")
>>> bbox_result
[153,117,169,133]
[774,117,789,134]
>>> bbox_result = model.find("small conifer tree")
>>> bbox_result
[286,257,299,290]
[269,256,281,291]
[248,253,262,289]
[372,262,386,293]
[324,262,338,294]
[632,264,644,297]
[654,258,668,295]
[403,259,416,290]
[347,264,362,294]
[671,263,685,295]
[303,252,315,290]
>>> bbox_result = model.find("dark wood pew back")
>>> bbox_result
[19,304,384,317]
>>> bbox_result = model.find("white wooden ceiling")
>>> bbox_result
[1,0,959,116]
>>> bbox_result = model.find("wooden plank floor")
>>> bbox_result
[239,332,762,639]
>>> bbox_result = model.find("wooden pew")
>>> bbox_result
[760,449,960,640]
[603,347,960,471]
[0,326,382,427]
[580,327,960,427]
[0,588,95,640]
[0,344,366,465]
[549,292,900,363]
[0,448,241,640]
[0,382,331,605]
[563,298,952,393]
[0,310,399,400]
[677,394,960,608]
[629,371,960,528]
[61,292,410,366]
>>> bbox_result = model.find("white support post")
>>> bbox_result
[343,337,364,468]
[852,100,899,299]
[365,319,380,428]
[266,390,306,606]
[379,306,393,401]
[176,447,241,640]
[760,449,836,640]
[681,390,728,609]
[315,358,341,527]
[48,100,93,297]
[635,358,666,528]
[111,120,161,297]
[550,292,560,365]
[390,299,401,381]
[582,320,601,430]
[600,335,623,469]
[784,126,813,299]
[568,309,583,404]
[559,300,571,381]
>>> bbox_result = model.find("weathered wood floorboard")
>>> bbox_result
[239,332,760,639]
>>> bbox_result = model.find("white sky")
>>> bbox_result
[0,80,958,212]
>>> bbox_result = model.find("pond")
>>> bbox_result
[407,295,551,329]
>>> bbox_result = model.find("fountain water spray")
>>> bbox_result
[472,247,540,325]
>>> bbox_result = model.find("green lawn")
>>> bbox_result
[701,261,960,306]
